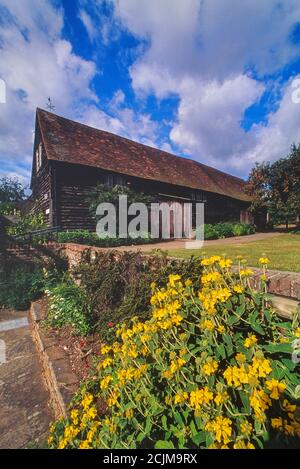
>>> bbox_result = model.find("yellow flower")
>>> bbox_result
[100,375,113,390]
[265,379,286,399]
[107,390,120,407]
[79,440,90,449]
[219,259,233,269]
[168,274,181,287]
[244,334,257,348]
[125,408,134,420]
[235,352,246,364]
[201,255,222,266]
[100,345,111,355]
[99,357,113,369]
[233,440,255,449]
[202,360,218,376]
[174,391,189,405]
[205,416,232,444]
[250,389,271,420]
[260,274,268,282]
[259,257,270,265]
[81,393,93,410]
[70,409,79,425]
[239,269,254,277]
[250,356,272,378]
[200,319,215,331]
[240,420,253,438]
[294,327,300,338]
[218,325,225,334]
[189,387,213,409]
[58,437,68,449]
[233,284,244,294]
[214,391,229,406]
[201,272,222,285]
[223,365,248,387]
[87,406,97,420]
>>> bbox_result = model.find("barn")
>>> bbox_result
[29,108,251,234]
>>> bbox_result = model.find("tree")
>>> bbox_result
[0,177,25,215]
[246,144,300,229]
[245,162,270,229]
[88,184,155,235]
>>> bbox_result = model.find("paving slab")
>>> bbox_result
[0,309,52,449]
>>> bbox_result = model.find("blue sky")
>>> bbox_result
[1,0,300,187]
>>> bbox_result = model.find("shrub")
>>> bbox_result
[45,275,92,336]
[57,230,153,247]
[204,224,219,240]
[0,265,44,310]
[214,223,234,238]
[7,213,46,237]
[232,223,255,237]
[48,256,300,449]
[72,250,202,342]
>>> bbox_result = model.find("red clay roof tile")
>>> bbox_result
[36,108,251,202]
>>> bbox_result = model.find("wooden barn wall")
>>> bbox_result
[55,163,103,231]
[53,162,249,231]
[30,160,52,226]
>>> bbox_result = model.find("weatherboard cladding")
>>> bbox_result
[36,108,251,203]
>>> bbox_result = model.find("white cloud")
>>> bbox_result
[170,75,265,172]
[0,0,99,183]
[0,0,160,184]
[78,9,98,42]
[109,0,300,176]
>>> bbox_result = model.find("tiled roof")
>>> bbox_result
[36,108,251,202]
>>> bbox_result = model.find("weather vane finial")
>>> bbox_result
[46,97,55,112]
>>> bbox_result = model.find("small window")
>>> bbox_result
[191,191,207,203]
[106,173,125,187]
[36,143,43,172]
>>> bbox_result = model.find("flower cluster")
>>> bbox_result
[48,255,300,449]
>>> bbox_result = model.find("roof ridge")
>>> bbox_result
[36,108,246,185]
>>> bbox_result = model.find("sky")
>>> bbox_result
[1,0,300,188]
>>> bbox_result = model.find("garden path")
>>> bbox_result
[0,308,52,448]
[112,231,284,252]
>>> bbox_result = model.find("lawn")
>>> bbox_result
[167,234,300,272]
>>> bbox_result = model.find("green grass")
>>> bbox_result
[166,234,300,272]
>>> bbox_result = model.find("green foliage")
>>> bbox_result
[203,223,254,240]
[45,275,92,336]
[0,177,25,204]
[70,250,202,341]
[48,256,300,449]
[214,223,234,238]
[88,184,153,215]
[0,201,20,216]
[203,224,219,240]
[246,144,300,227]
[7,212,46,236]
[232,223,255,236]
[57,230,153,247]
[0,265,44,310]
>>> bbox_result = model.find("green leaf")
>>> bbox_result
[251,322,265,335]
[192,431,206,446]
[161,415,168,431]
[216,344,226,359]
[155,440,175,449]
[190,420,197,437]
[239,391,251,413]
[145,416,152,435]
[263,343,292,354]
